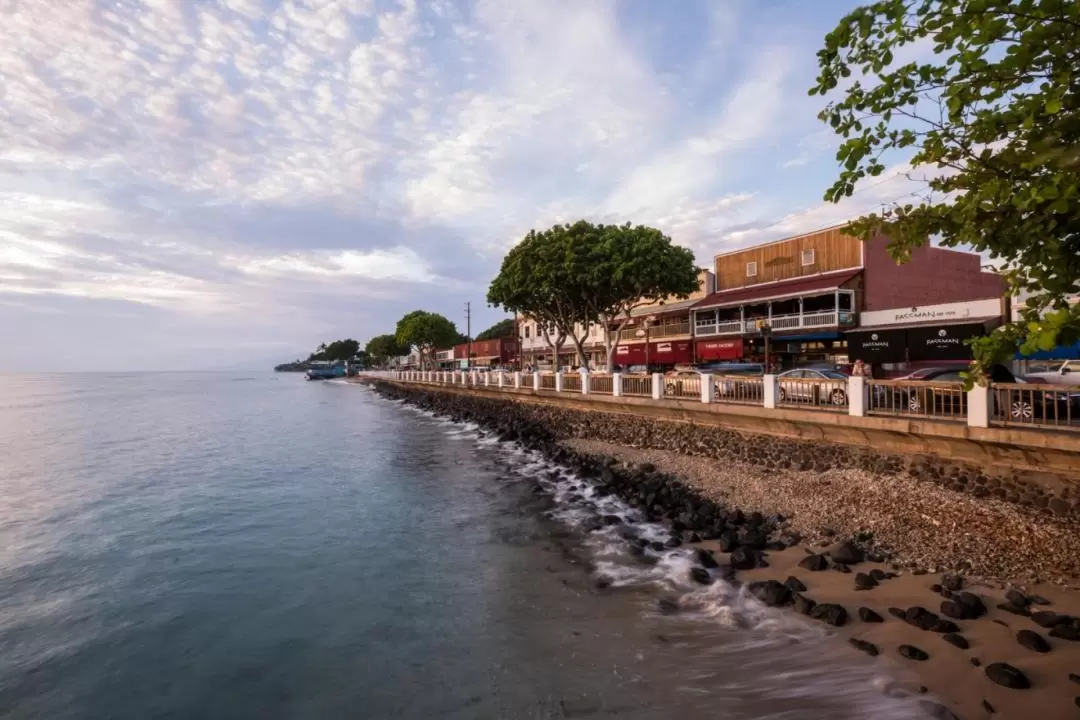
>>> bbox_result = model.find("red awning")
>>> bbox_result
[696,338,744,361]
[692,270,861,311]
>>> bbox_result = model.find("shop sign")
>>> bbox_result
[860,298,1001,327]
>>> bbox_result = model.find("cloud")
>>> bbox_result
[0,0,924,370]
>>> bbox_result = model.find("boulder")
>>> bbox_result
[798,554,828,572]
[942,574,964,591]
[996,602,1030,617]
[1031,611,1066,628]
[898,644,929,661]
[854,572,878,591]
[716,531,739,553]
[1005,589,1031,607]
[858,607,884,623]
[888,607,907,620]
[601,514,622,526]
[869,568,889,582]
[1016,629,1050,653]
[810,603,848,627]
[695,548,719,569]
[905,606,941,631]
[849,638,879,657]
[740,528,767,551]
[784,576,807,593]
[729,547,758,570]
[793,593,816,616]
[984,662,1030,690]
[829,540,864,565]
[933,619,960,634]
[830,562,852,574]
[1049,625,1080,641]
[689,567,712,585]
[748,580,792,607]
[1069,672,1080,685]
[943,633,969,650]
[956,591,987,618]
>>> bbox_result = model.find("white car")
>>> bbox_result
[1024,359,1079,386]
[777,369,850,406]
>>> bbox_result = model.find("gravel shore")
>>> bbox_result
[563,438,1080,587]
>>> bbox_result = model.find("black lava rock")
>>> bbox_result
[942,574,964,592]
[854,572,878,591]
[888,607,907,620]
[829,541,864,565]
[930,583,943,593]
[1069,672,1080,685]
[970,657,982,667]
[1031,611,1065,628]
[1005,589,1031,607]
[933,619,960,634]
[716,531,738,553]
[793,593,816,616]
[905,606,940,631]
[982,699,996,714]
[748,580,792,607]
[858,607,884,623]
[798,554,828,572]
[985,662,1030,689]
[869,568,888,582]
[943,633,969,650]
[1016,629,1050,653]
[919,700,960,720]
[810,603,848,627]
[689,567,712,585]
[695,548,719,569]
[602,514,622,526]
[898,644,929,661]
[997,602,1030,617]
[941,593,986,621]
[1050,625,1080,642]
[849,638,879,657]
[784,576,807,593]
[729,547,758,570]
[740,528,767,550]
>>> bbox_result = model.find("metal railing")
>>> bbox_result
[664,375,701,400]
[867,380,967,421]
[539,373,557,390]
[622,374,653,397]
[563,374,582,392]
[713,375,764,405]
[695,311,857,337]
[776,377,848,412]
[992,383,1080,431]
[591,375,614,395]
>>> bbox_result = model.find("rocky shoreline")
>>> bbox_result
[364,380,1080,719]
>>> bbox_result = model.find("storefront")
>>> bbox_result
[847,319,994,366]
[614,340,692,368]
[695,338,744,362]
[846,328,907,363]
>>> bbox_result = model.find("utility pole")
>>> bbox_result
[465,301,472,370]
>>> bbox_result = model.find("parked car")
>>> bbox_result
[664,369,703,397]
[1024,359,1080,386]
[709,363,765,398]
[777,369,850,406]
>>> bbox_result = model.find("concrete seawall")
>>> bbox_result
[362,379,1080,518]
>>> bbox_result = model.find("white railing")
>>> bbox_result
[695,310,856,336]
[375,372,1065,431]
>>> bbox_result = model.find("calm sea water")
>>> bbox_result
[0,373,927,719]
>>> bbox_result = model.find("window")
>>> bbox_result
[801,249,816,266]
[746,261,758,277]
[524,326,530,338]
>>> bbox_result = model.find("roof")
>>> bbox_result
[848,316,1002,333]
[691,269,861,311]
[626,296,700,318]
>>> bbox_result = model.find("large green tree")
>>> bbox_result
[811,0,1080,380]
[395,310,461,369]
[365,334,408,366]
[475,318,516,341]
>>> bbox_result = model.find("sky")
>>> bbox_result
[0,0,935,371]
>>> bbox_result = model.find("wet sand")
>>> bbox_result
[565,438,1080,719]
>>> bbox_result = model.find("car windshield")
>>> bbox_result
[819,371,848,379]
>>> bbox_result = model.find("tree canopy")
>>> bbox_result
[475,318,516,341]
[395,310,461,368]
[810,0,1080,378]
[365,334,409,365]
[309,339,360,363]
[488,220,698,369]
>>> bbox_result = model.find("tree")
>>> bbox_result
[314,339,360,363]
[810,0,1080,380]
[475,318,516,341]
[395,310,461,369]
[366,334,408,366]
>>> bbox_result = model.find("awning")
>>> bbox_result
[692,269,861,311]
[772,331,843,342]
[846,328,908,363]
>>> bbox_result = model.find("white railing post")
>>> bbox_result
[513,371,522,389]
[483,372,490,387]
[763,374,778,409]
[471,371,478,386]
[612,373,623,397]
[652,372,664,400]
[555,371,564,392]
[848,376,867,417]
[497,372,504,389]
[700,373,714,403]
[533,371,541,391]
[581,370,590,395]
[967,385,992,428]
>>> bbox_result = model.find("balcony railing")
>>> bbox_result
[695,310,856,337]
[614,322,692,342]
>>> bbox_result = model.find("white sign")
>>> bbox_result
[860,298,1002,327]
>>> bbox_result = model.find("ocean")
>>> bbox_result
[0,373,925,719]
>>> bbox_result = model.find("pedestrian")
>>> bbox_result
[851,359,869,377]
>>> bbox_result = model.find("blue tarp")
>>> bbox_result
[1015,341,1080,360]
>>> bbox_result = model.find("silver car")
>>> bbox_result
[777,369,849,406]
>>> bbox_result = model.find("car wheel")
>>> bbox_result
[908,395,923,412]
[1011,400,1034,420]
[830,389,847,405]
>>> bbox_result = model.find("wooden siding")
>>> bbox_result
[714,228,862,290]
[634,268,714,311]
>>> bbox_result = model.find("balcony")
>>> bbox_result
[615,321,691,342]
[695,310,856,338]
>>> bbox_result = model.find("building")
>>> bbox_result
[453,338,518,368]
[606,269,715,369]
[434,348,455,370]
[690,225,1007,369]
[517,318,606,369]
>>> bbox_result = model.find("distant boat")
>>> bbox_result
[305,365,347,381]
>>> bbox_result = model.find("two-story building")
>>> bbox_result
[691,225,1008,369]
[453,338,518,368]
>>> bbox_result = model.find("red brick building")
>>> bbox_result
[453,338,518,367]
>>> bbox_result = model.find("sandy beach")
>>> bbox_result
[565,438,1080,719]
